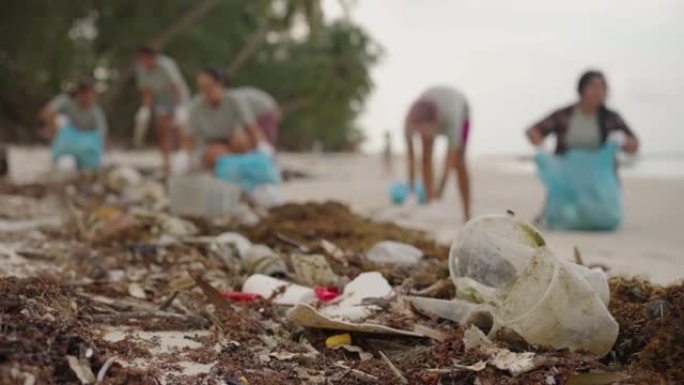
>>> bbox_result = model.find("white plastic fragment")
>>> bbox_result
[287,272,422,336]
[127,283,146,299]
[66,355,96,384]
[242,274,315,305]
[319,272,393,322]
[242,244,287,276]
[250,184,284,208]
[291,254,340,287]
[463,326,540,377]
[366,241,423,266]
[215,232,252,258]
[106,166,143,192]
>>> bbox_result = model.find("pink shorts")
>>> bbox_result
[460,119,471,150]
[257,109,281,145]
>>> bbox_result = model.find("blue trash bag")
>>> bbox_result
[389,181,427,205]
[51,124,104,170]
[214,150,281,193]
[535,142,622,231]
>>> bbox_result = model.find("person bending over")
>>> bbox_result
[183,68,260,169]
[405,86,472,222]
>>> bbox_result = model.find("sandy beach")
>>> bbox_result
[7,147,684,285]
[280,153,684,285]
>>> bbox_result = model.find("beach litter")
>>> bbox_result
[0,171,682,385]
[366,240,423,266]
[447,215,618,355]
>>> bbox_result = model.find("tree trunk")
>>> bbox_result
[226,21,271,78]
[148,0,221,49]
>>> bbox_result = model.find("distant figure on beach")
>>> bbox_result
[405,86,472,222]
[526,70,639,230]
[40,78,108,170]
[526,70,638,154]
[183,68,260,169]
[230,86,281,152]
[383,131,394,175]
[134,45,190,171]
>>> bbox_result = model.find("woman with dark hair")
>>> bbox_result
[40,78,108,169]
[405,86,472,222]
[526,70,639,230]
[183,67,260,169]
[527,70,638,154]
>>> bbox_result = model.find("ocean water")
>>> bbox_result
[329,1,684,167]
[494,154,684,179]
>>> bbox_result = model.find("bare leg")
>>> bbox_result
[421,135,435,201]
[155,114,173,171]
[453,150,472,222]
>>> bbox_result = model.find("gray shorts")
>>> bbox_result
[154,95,176,117]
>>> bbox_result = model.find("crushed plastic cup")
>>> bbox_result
[215,232,252,258]
[448,215,618,356]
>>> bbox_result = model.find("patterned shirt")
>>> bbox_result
[532,104,635,154]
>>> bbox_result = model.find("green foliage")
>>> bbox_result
[0,0,381,151]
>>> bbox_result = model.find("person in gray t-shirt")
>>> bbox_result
[135,45,190,171]
[40,78,108,169]
[405,86,472,222]
[183,68,259,169]
[230,87,281,144]
[40,78,108,139]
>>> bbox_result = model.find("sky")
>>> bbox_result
[323,0,684,155]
